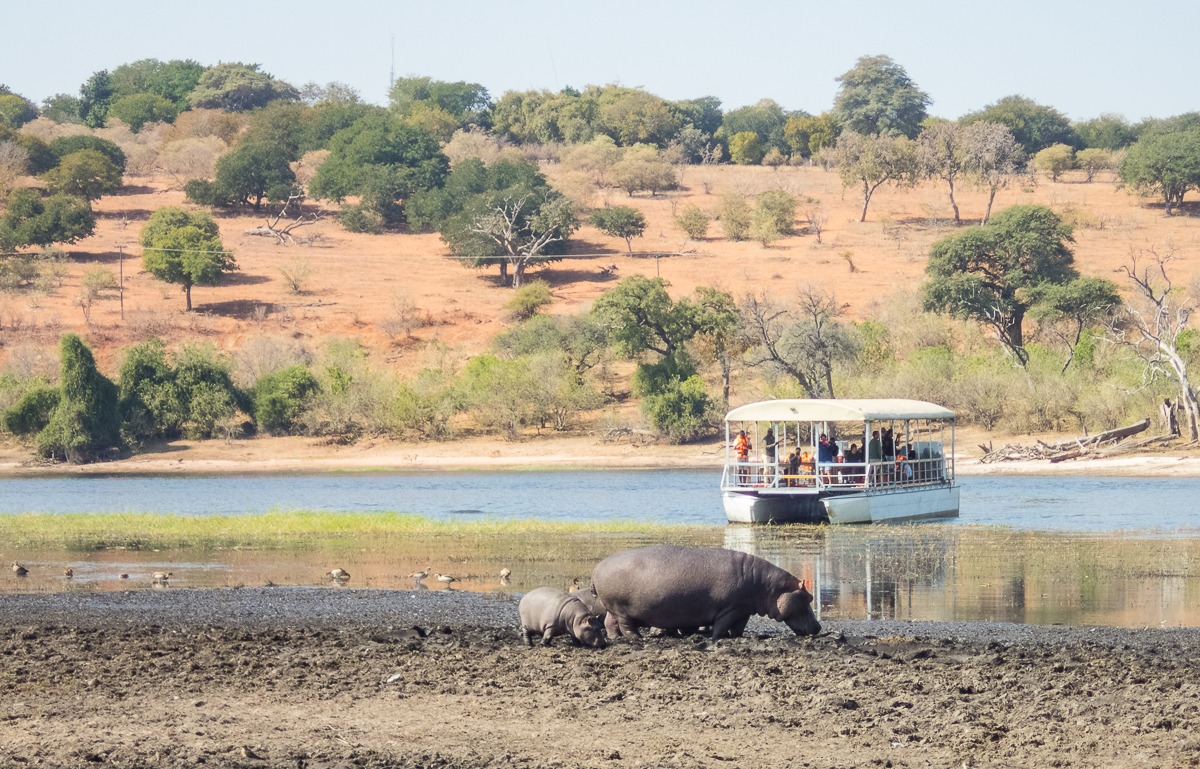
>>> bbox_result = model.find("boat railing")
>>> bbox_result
[722,457,951,492]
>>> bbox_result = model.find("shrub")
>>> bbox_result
[2,386,60,436]
[729,132,764,165]
[251,365,319,432]
[40,150,122,200]
[755,189,798,235]
[718,193,750,240]
[674,204,710,240]
[35,334,122,462]
[504,279,553,320]
[631,352,697,399]
[337,203,384,234]
[642,375,711,443]
[48,135,126,172]
[1033,144,1076,182]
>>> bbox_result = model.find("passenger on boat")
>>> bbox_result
[786,449,800,486]
[734,430,751,484]
[846,443,862,484]
[868,431,882,485]
[763,428,778,482]
[817,434,834,484]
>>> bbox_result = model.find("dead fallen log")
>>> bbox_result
[1051,419,1149,451]
[981,418,1159,463]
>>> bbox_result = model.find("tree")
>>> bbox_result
[833,55,930,139]
[592,276,738,360]
[728,132,763,165]
[188,63,299,112]
[960,122,1025,224]
[251,365,319,432]
[1107,246,1200,440]
[918,121,968,223]
[1033,144,1076,182]
[608,145,676,196]
[389,76,490,123]
[756,189,798,236]
[718,192,751,240]
[590,206,646,252]
[300,80,362,106]
[108,93,176,132]
[960,95,1077,155]
[823,131,919,221]
[110,58,206,110]
[1075,148,1114,183]
[0,92,37,129]
[77,70,114,127]
[16,134,57,174]
[40,150,122,200]
[308,112,448,221]
[740,286,858,399]
[0,189,95,252]
[35,334,122,462]
[209,141,296,210]
[923,205,1079,366]
[1118,124,1200,216]
[1075,113,1139,150]
[40,94,82,124]
[784,113,840,159]
[718,99,791,152]
[462,190,576,288]
[674,204,710,240]
[596,89,680,147]
[138,207,220,248]
[1026,276,1120,372]
[141,215,236,311]
[49,136,126,172]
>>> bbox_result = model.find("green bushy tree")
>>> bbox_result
[833,55,930,139]
[49,136,126,172]
[590,206,646,252]
[251,365,320,432]
[40,150,122,200]
[35,334,122,462]
[0,188,95,252]
[729,132,764,165]
[1118,123,1200,216]
[108,93,177,132]
[188,63,299,112]
[1033,144,1076,182]
[960,95,1078,155]
[140,208,235,310]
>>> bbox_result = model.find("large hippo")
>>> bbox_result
[518,587,607,649]
[591,546,821,640]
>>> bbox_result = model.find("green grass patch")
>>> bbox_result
[0,509,708,551]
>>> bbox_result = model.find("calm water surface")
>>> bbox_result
[2,470,1198,629]
[2,470,1198,530]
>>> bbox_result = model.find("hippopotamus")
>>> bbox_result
[518,587,607,649]
[591,546,821,640]
[573,586,607,619]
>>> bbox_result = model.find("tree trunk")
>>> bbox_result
[511,259,525,289]
[185,283,192,312]
[1164,346,1200,441]
[499,260,509,284]
[983,186,998,225]
[625,237,633,253]
[860,181,871,222]
[948,178,961,224]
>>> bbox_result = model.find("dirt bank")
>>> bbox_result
[4,429,1200,479]
[2,588,1197,768]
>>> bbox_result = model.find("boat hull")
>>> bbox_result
[723,485,959,525]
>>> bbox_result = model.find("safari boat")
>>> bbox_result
[721,399,958,524]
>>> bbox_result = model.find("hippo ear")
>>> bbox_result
[775,591,804,620]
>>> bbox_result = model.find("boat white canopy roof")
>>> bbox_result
[725,399,955,423]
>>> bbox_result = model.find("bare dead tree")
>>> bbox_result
[1107,245,1200,441]
[740,285,858,400]
[245,194,324,245]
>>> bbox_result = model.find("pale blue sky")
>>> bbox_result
[5,0,1197,123]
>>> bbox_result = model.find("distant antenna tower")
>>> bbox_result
[389,32,395,92]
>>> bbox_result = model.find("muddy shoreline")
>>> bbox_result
[2,588,1197,768]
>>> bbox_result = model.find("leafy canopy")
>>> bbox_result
[833,55,930,139]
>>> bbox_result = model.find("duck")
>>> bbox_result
[119,573,129,580]
[152,572,173,581]
[409,570,430,581]
[63,568,73,578]
[326,568,350,581]
[435,573,458,587]
[12,562,28,577]
[569,577,580,592]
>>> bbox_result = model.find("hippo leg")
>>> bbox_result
[711,611,750,640]
[522,627,535,648]
[615,615,644,638]
[570,636,582,647]
[540,629,555,647]
[604,612,621,638]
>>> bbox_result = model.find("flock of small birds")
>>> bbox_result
[11,561,519,589]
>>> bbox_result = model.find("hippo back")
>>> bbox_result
[591,545,802,631]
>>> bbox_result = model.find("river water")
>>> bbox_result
[1,470,1198,629]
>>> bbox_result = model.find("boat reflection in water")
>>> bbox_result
[723,525,1200,629]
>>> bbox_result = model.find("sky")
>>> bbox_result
[5,0,1198,123]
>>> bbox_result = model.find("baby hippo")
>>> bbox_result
[519,587,607,649]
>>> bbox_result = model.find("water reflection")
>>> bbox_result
[3,525,1197,629]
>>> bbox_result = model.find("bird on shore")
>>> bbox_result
[435,573,458,588]
[326,568,350,582]
[119,574,129,580]
[409,570,430,582]
[63,568,73,578]
[152,572,173,582]
[569,577,580,592]
[499,567,511,580]
[240,745,265,760]
[12,562,28,577]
